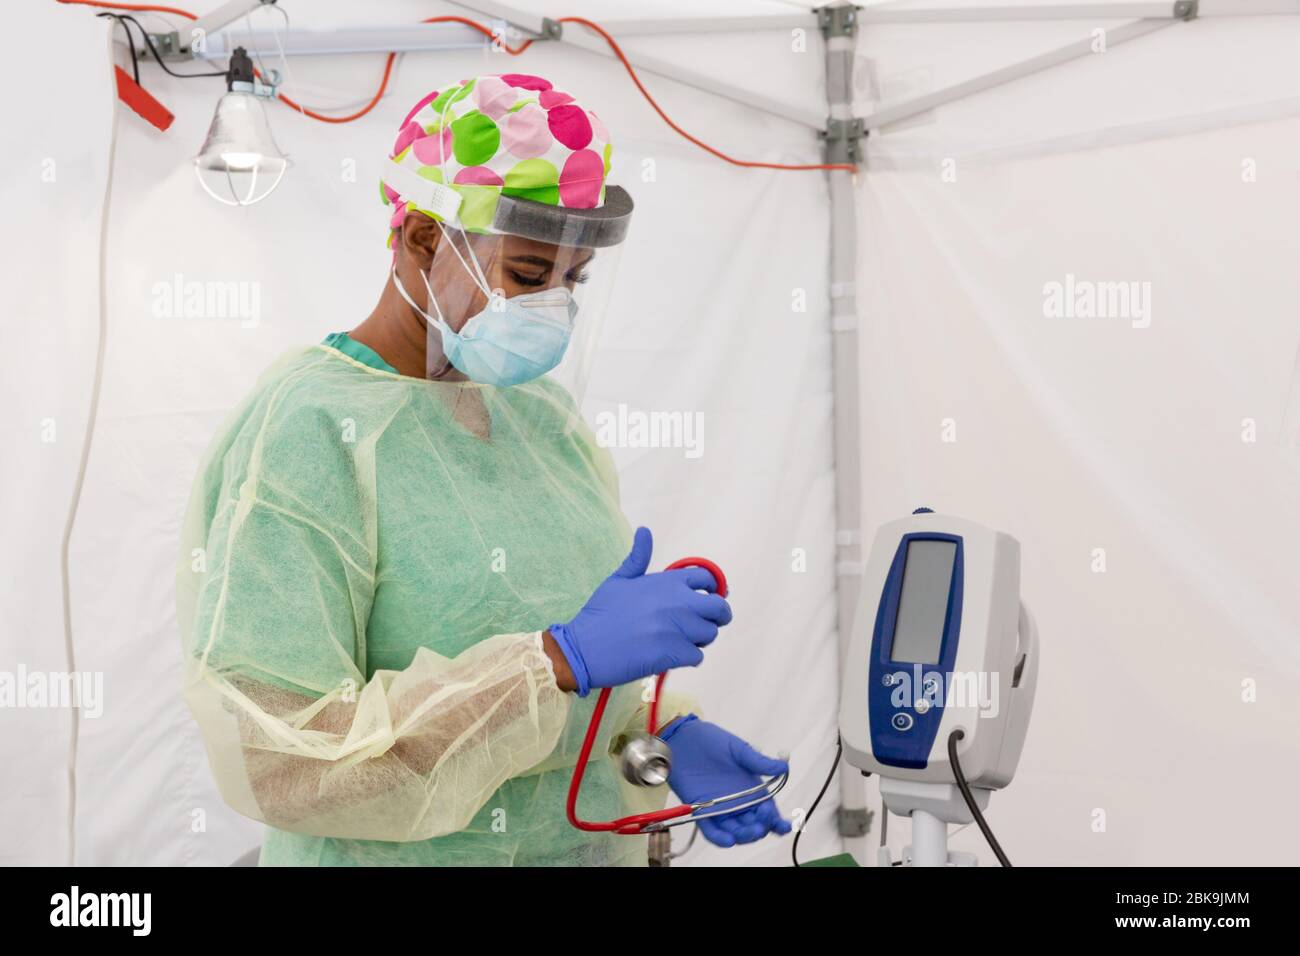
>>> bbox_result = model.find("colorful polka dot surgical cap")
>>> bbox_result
[380,73,614,245]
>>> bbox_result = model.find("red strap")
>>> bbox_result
[114,65,174,131]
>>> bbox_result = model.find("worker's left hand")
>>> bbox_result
[660,715,791,847]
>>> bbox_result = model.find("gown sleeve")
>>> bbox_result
[179,396,571,842]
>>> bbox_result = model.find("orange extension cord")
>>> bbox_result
[57,0,856,171]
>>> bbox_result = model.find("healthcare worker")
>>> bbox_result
[178,74,790,866]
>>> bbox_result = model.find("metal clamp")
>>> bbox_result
[837,805,873,838]
[821,117,866,167]
[817,4,861,39]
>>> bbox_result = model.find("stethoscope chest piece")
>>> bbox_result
[619,732,672,787]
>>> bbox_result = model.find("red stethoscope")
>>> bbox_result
[565,557,789,835]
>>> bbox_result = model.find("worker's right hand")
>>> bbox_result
[547,527,732,696]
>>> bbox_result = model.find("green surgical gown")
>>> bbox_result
[177,338,691,866]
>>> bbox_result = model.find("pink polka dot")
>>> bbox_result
[474,75,517,120]
[500,73,552,92]
[382,183,400,204]
[411,127,453,165]
[588,111,609,144]
[548,104,592,150]
[392,120,426,156]
[502,104,553,158]
[539,90,574,109]
[454,166,504,186]
[389,207,407,231]
[400,89,441,127]
[559,150,604,208]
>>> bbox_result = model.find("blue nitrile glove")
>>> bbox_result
[548,527,732,696]
[660,715,791,848]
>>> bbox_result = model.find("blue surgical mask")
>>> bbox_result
[436,288,576,387]
[392,261,577,388]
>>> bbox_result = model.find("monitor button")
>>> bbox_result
[891,713,914,732]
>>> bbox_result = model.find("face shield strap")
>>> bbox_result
[492,186,634,248]
[382,159,464,224]
[434,220,494,303]
[390,265,445,329]
[387,208,493,345]
[390,266,460,380]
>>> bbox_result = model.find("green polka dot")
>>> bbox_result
[452,184,499,231]
[430,88,453,113]
[452,79,476,102]
[378,179,390,204]
[508,98,533,113]
[450,110,500,167]
[503,158,560,206]
[393,144,412,164]
[602,143,612,176]
[431,79,476,115]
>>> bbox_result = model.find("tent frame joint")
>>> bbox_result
[821,117,867,166]
[1175,0,1199,19]
[817,3,862,38]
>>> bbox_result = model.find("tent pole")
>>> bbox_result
[820,1,870,865]
[858,0,1297,23]
[446,0,825,128]
[862,16,1181,132]
[858,1,1186,23]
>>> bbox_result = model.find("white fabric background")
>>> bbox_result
[4,0,1299,868]
[0,2,116,867]
[1,0,839,866]
[855,7,1300,865]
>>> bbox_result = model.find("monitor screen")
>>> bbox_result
[889,539,956,665]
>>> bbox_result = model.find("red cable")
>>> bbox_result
[559,16,856,172]
[268,16,533,122]
[271,53,396,123]
[421,15,536,56]
[56,0,195,17]
[59,0,855,170]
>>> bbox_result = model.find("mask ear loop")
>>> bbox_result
[391,264,462,380]
[390,265,447,329]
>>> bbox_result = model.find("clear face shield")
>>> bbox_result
[390,175,632,406]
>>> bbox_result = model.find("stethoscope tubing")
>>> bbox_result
[568,555,787,836]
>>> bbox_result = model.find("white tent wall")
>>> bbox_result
[854,6,1300,864]
[0,6,117,868]
[10,0,1295,870]
[2,1,844,865]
